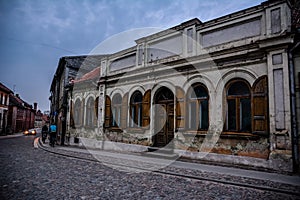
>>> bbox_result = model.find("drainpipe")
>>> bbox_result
[288,41,300,173]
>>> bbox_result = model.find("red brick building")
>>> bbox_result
[7,94,36,133]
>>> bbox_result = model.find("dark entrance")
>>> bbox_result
[154,87,174,147]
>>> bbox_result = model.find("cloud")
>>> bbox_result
[0,0,265,112]
[14,1,72,30]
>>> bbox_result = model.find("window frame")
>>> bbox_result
[85,97,95,128]
[74,99,82,127]
[225,79,252,133]
[111,94,122,128]
[130,91,143,128]
[187,83,209,132]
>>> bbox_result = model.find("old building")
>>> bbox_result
[7,94,36,133]
[49,55,105,145]
[49,0,299,172]
[0,82,13,134]
[96,0,299,172]
[67,67,101,143]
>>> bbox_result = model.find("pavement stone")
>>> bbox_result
[1,134,299,200]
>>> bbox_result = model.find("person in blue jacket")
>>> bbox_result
[49,122,57,147]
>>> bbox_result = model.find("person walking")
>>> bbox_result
[49,122,57,147]
[41,124,48,143]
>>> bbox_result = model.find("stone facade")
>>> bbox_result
[0,82,12,134]
[67,67,101,142]
[96,0,299,172]
[50,0,300,173]
[50,55,104,145]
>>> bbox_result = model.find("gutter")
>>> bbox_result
[288,41,300,173]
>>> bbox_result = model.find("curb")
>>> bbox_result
[0,133,23,139]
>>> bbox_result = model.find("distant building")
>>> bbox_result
[0,82,13,134]
[67,67,101,141]
[35,109,43,128]
[49,55,105,145]
[7,94,36,133]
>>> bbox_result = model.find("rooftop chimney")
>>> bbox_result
[34,102,37,110]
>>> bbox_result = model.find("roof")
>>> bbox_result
[9,94,32,109]
[0,82,13,93]
[74,67,100,83]
[50,54,107,92]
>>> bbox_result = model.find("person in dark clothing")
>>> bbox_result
[49,122,57,147]
[41,124,48,143]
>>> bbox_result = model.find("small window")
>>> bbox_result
[130,91,143,127]
[187,28,193,53]
[226,80,251,132]
[138,45,143,65]
[112,94,122,127]
[74,99,82,127]
[272,53,282,65]
[86,97,95,127]
[271,8,281,34]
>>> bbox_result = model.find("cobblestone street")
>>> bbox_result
[0,135,300,200]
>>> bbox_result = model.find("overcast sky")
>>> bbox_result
[0,0,264,112]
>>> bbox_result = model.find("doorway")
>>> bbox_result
[153,87,174,147]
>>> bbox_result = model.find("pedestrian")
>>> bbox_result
[49,122,57,147]
[41,124,48,143]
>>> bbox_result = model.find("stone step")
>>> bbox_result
[147,147,174,153]
[144,147,179,160]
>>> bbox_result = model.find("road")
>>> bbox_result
[0,133,299,200]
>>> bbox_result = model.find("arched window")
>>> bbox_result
[112,94,122,127]
[188,83,209,131]
[226,80,251,132]
[74,99,82,127]
[130,91,143,127]
[86,97,95,127]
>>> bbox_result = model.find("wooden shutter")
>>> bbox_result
[104,95,111,128]
[94,97,99,126]
[95,97,99,119]
[176,87,185,130]
[70,100,75,128]
[142,90,151,127]
[81,98,85,127]
[121,93,128,129]
[252,76,268,136]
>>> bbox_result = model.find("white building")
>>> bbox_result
[94,0,300,172]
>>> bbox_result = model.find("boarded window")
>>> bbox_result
[138,45,143,65]
[110,54,136,71]
[202,19,261,47]
[273,69,285,129]
[272,53,282,65]
[147,35,182,62]
[271,8,281,34]
[187,28,193,53]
